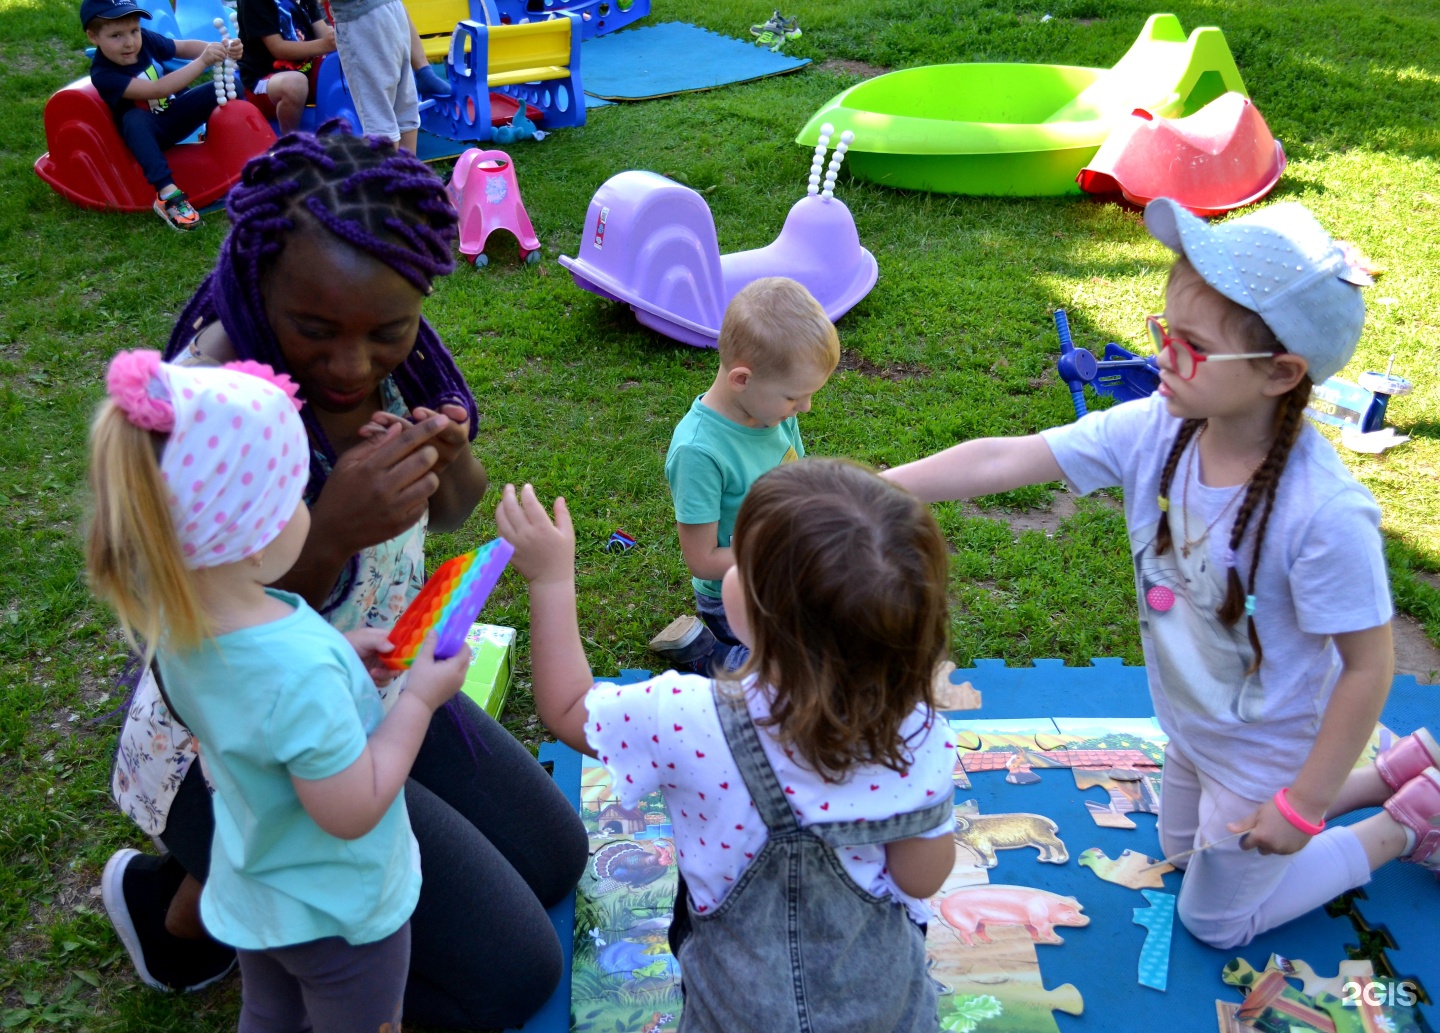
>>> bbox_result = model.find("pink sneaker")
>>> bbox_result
[1375,728,1440,791]
[1382,766,1440,869]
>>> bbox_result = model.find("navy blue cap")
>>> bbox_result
[81,0,151,28]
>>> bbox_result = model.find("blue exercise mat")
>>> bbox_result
[527,663,1436,1032]
[580,22,809,101]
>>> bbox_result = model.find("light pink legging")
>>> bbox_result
[1160,741,1372,949]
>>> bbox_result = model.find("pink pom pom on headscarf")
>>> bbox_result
[106,350,175,432]
[223,360,305,412]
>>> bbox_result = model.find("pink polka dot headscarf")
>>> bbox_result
[106,350,309,569]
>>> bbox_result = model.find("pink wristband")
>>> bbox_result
[1273,787,1326,836]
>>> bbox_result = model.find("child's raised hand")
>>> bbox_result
[342,627,399,686]
[410,405,472,475]
[495,483,574,586]
[403,633,470,712]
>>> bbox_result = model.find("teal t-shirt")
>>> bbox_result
[156,590,420,950]
[663,395,804,597]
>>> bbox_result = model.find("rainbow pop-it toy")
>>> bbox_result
[382,538,515,670]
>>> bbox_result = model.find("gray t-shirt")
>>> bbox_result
[1042,393,1392,800]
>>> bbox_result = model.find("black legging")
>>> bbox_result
[161,693,588,1029]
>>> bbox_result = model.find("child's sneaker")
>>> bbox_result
[1382,766,1440,869]
[1375,727,1440,791]
[154,189,201,231]
[648,615,717,669]
[102,848,237,992]
[750,10,800,51]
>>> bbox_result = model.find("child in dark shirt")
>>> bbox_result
[235,0,335,134]
[83,0,239,230]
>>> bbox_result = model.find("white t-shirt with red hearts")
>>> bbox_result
[584,671,956,923]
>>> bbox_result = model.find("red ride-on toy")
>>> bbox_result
[34,79,276,212]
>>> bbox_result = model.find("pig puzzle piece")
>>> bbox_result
[953,800,1069,869]
[1078,847,1173,890]
[1073,766,1162,829]
[1132,889,1175,991]
[937,885,1090,946]
[382,538,514,669]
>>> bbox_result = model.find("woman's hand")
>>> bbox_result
[1229,800,1312,856]
[342,627,399,686]
[311,415,450,555]
[411,404,472,476]
[495,483,575,587]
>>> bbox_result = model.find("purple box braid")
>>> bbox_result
[165,124,477,614]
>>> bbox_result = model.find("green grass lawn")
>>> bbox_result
[1,0,1437,1027]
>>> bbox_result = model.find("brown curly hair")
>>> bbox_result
[721,458,950,780]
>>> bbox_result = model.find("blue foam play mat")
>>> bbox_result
[522,662,1436,1033]
[579,22,810,102]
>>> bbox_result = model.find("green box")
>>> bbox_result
[460,623,516,718]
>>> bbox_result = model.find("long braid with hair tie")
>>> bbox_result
[1153,418,1204,557]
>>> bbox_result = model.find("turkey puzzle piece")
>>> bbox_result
[953,798,1069,869]
[1072,767,1162,829]
[1078,847,1173,890]
[1131,889,1174,991]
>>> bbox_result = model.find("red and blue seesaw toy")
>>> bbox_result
[382,537,514,670]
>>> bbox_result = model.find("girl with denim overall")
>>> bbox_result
[499,458,960,1032]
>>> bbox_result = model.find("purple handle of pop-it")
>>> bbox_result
[434,539,515,659]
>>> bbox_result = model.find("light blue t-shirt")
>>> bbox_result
[1041,393,1392,800]
[157,590,421,950]
[664,395,803,598]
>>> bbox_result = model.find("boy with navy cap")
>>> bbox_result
[83,0,241,229]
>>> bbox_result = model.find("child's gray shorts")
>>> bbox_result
[333,0,419,141]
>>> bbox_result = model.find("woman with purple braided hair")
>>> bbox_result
[101,125,588,1028]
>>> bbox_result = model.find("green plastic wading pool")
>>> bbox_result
[797,13,1248,196]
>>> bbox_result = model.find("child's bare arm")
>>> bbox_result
[1230,622,1394,855]
[121,41,229,99]
[292,634,468,840]
[260,30,336,62]
[676,522,733,582]
[883,435,1063,504]
[496,483,595,756]
[884,833,956,899]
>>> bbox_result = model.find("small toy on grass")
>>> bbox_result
[446,148,541,267]
[605,528,636,553]
[212,14,240,106]
[381,538,514,669]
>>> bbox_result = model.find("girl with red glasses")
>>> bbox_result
[886,198,1439,950]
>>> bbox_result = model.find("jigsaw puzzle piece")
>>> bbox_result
[1339,859,1436,1016]
[1073,767,1162,829]
[1312,976,1426,1033]
[1132,889,1175,991]
[1222,961,1339,1033]
[1078,847,1173,890]
[953,803,1071,870]
[936,661,983,711]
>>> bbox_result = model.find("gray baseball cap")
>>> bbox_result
[1144,198,1371,384]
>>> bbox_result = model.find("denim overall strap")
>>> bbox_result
[807,794,954,848]
[710,683,801,834]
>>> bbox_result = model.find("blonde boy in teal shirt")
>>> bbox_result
[655,277,840,672]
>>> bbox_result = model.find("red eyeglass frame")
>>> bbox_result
[1146,315,1276,381]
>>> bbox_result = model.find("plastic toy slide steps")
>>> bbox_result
[796,14,1247,196]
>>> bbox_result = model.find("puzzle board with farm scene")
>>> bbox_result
[571,758,683,1033]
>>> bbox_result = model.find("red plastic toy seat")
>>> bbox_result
[34,78,276,212]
